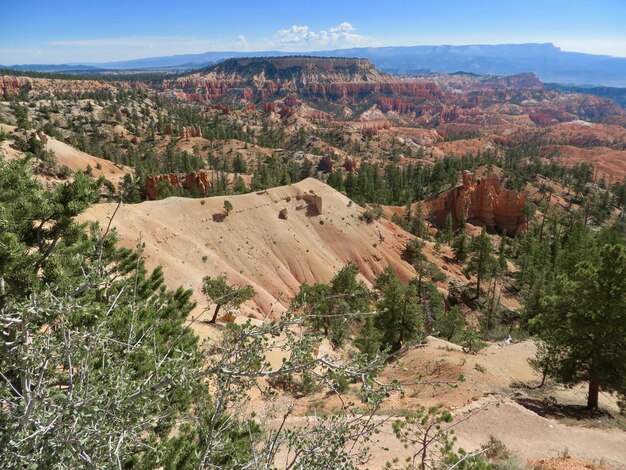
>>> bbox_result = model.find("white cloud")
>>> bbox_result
[0,23,377,64]
[272,22,374,50]
[234,35,248,49]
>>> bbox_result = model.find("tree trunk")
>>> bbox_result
[587,370,600,409]
[474,274,481,300]
[209,304,222,324]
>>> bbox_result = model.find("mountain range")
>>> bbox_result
[3,43,626,87]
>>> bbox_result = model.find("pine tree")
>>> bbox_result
[375,268,422,353]
[465,228,495,300]
[354,316,382,359]
[453,231,469,263]
[436,305,466,342]
[202,275,255,323]
[292,263,369,346]
[531,244,626,409]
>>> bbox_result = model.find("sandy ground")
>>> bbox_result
[81,178,419,337]
[45,136,132,180]
[548,144,626,182]
[272,338,626,469]
[353,399,626,469]
[0,123,132,183]
[78,179,626,468]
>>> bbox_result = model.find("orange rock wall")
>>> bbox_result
[145,171,212,199]
[423,171,527,234]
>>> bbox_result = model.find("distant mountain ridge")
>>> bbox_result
[3,43,626,86]
[206,56,385,82]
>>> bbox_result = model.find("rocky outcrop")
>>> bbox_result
[145,174,182,200]
[279,208,288,220]
[162,124,202,138]
[297,192,323,215]
[163,78,238,103]
[35,131,49,144]
[211,104,231,115]
[0,76,30,99]
[473,72,544,90]
[528,113,554,126]
[319,156,334,173]
[356,120,391,135]
[422,171,527,234]
[0,74,125,99]
[145,171,212,199]
[307,82,441,102]
[344,156,357,172]
[181,125,202,139]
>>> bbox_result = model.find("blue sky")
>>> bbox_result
[1,0,625,64]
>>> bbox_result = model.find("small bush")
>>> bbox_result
[428,263,447,283]
[361,205,383,223]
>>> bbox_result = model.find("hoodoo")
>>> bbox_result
[423,171,527,234]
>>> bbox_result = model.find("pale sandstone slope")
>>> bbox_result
[81,178,417,322]
[0,123,132,182]
[45,136,132,180]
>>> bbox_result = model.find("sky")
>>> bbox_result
[1,0,625,64]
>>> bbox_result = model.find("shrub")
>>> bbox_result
[361,205,383,223]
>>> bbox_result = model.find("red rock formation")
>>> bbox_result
[180,125,202,139]
[319,156,334,173]
[163,124,173,135]
[0,76,30,99]
[182,171,210,194]
[211,104,231,115]
[356,120,391,134]
[297,108,330,120]
[263,102,277,113]
[375,97,421,114]
[422,171,527,234]
[242,88,253,100]
[164,78,239,102]
[344,156,357,172]
[262,81,280,99]
[0,75,128,99]
[145,174,182,200]
[528,113,554,126]
[306,82,441,102]
[284,94,300,107]
[145,172,212,199]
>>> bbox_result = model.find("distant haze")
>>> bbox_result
[4,43,626,87]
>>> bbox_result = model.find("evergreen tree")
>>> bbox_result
[452,231,469,263]
[292,263,369,346]
[375,268,422,353]
[436,305,466,342]
[354,316,382,359]
[531,244,626,409]
[202,275,255,324]
[465,228,495,300]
